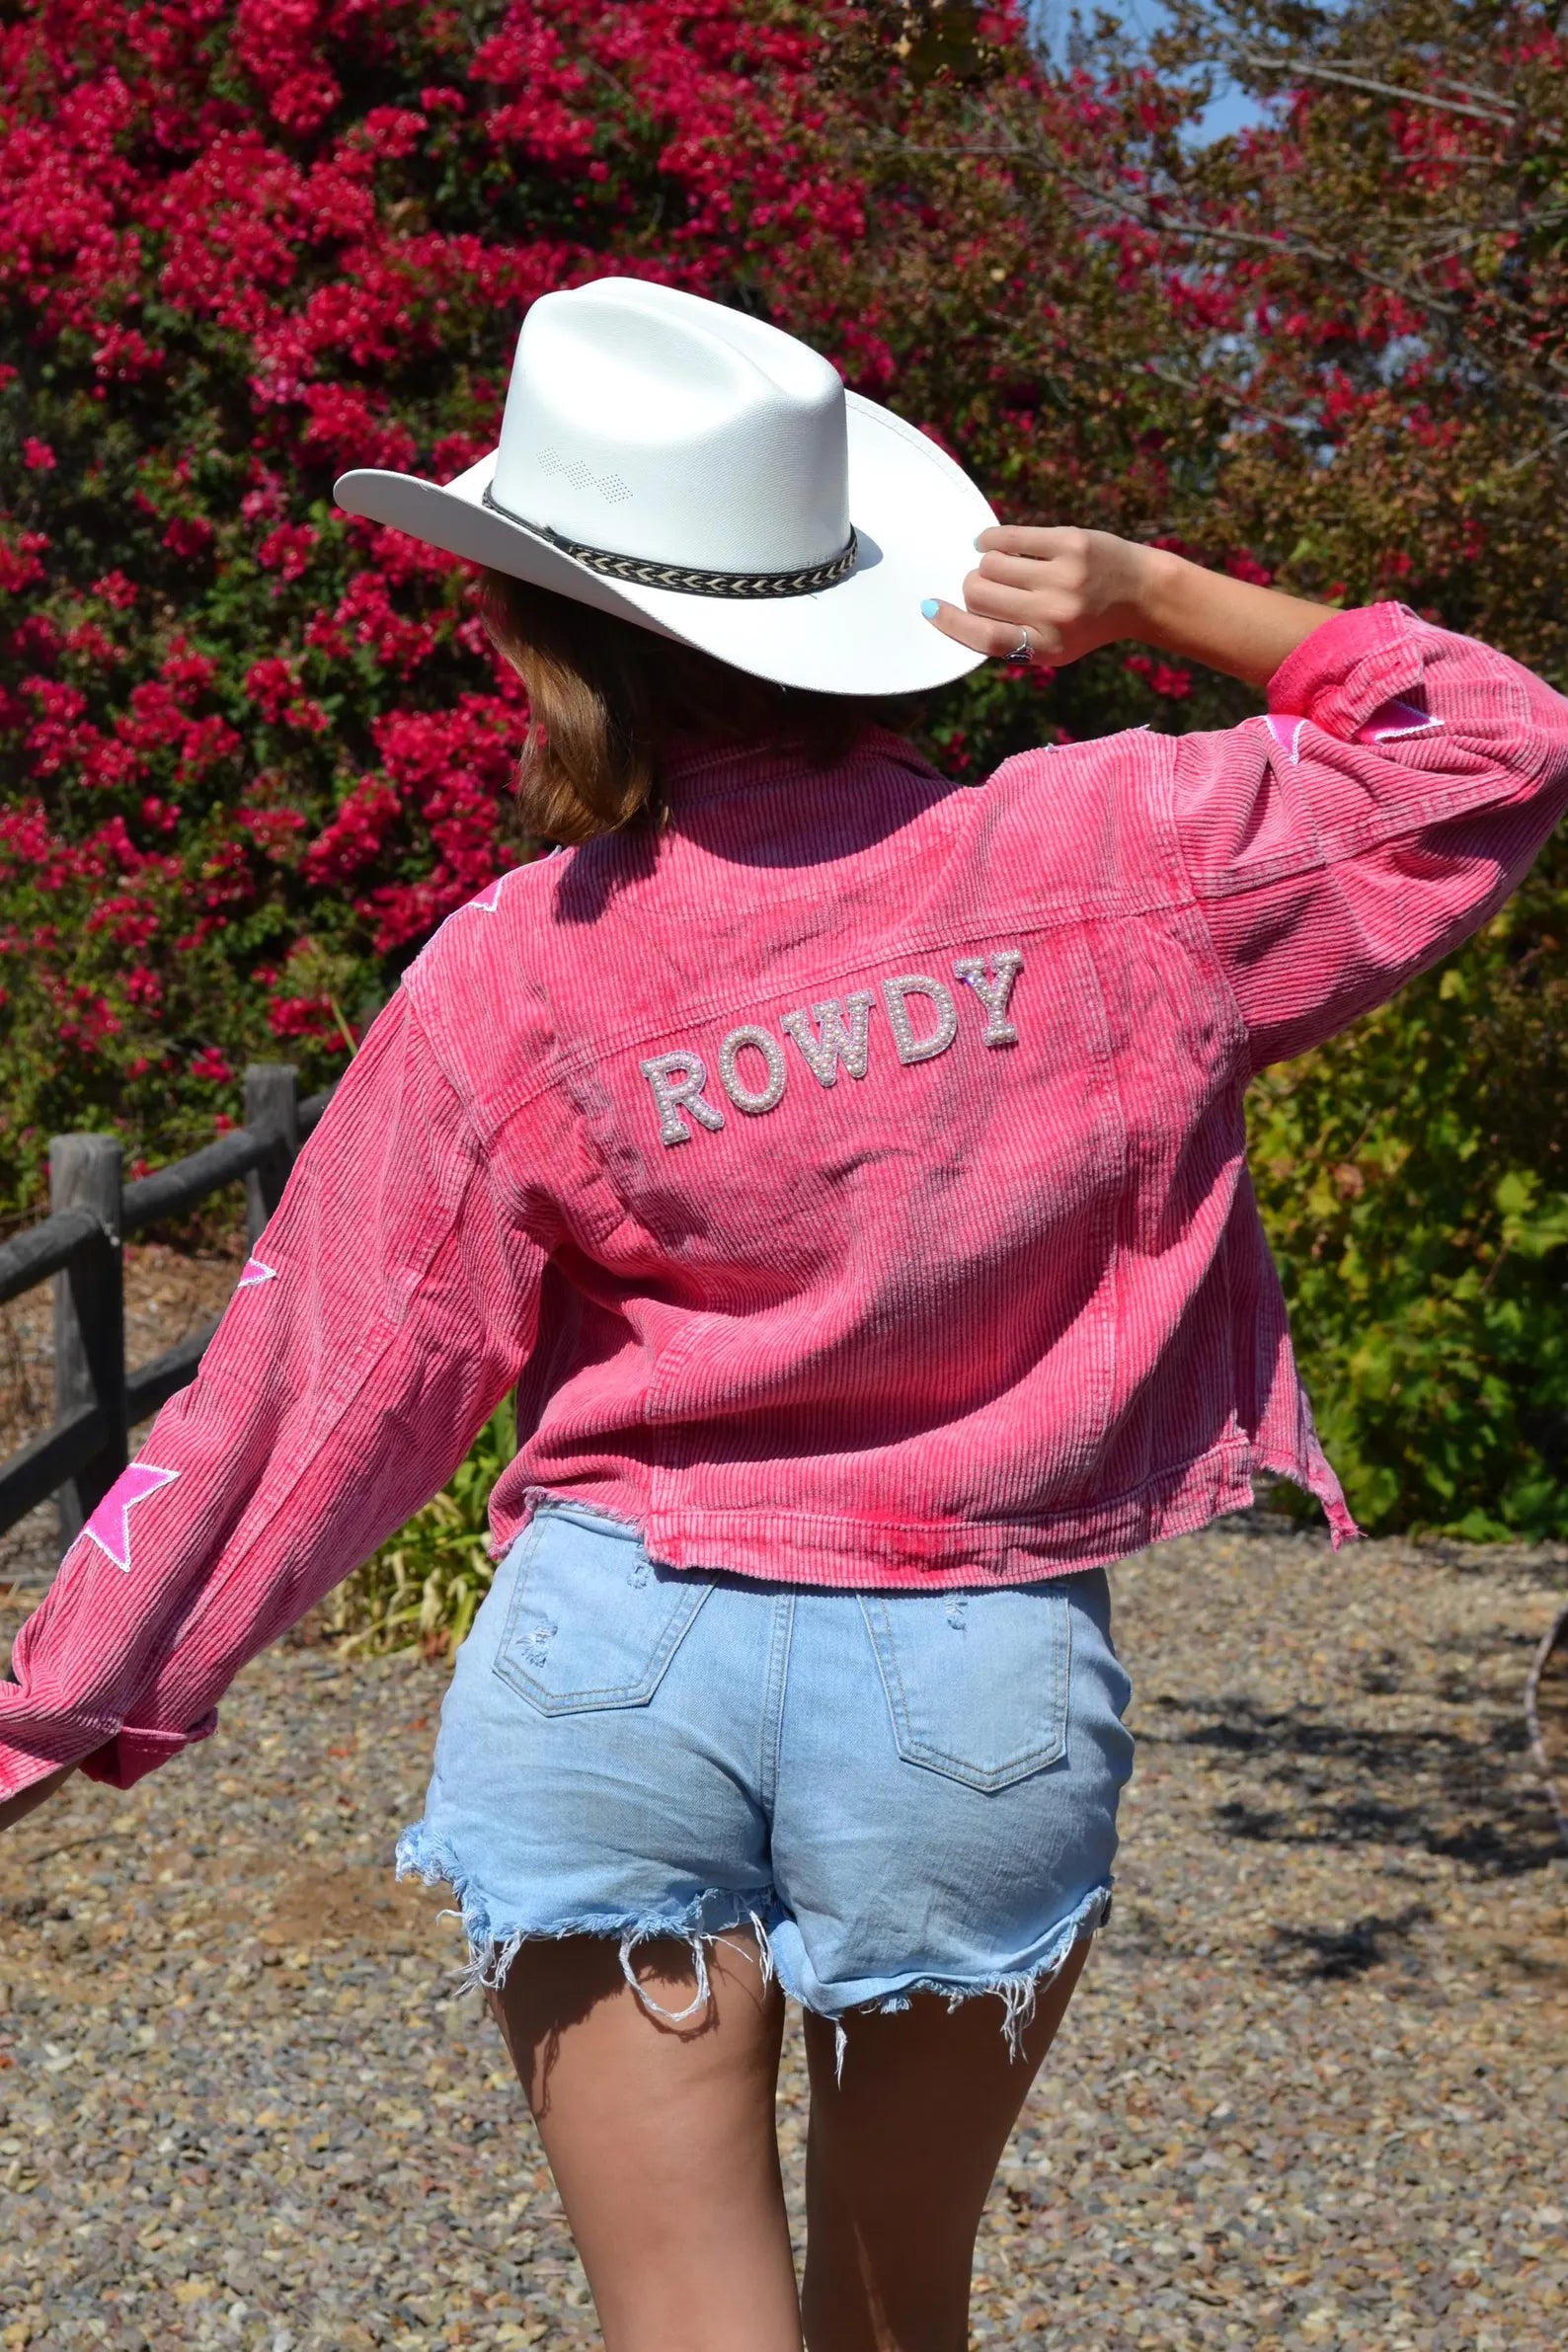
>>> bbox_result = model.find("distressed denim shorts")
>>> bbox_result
[396,1502,1135,2053]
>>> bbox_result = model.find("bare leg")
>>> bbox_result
[799,1936,1093,2352]
[489,1927,801,2352]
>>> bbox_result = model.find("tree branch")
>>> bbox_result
[1138,357,1309,435]
[866,128,1568,399]
[1232,49,1516,125]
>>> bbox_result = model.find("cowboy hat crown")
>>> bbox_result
[494,279,854,581]
[335,276,993,695]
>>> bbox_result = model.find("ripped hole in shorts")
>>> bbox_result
[616,1912,778,2026]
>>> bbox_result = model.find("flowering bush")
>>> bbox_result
[0,0,911,1205]
[3,0,1566,1535]
[0,0,1270,1213]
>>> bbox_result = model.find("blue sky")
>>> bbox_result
[1024,1,1267,142]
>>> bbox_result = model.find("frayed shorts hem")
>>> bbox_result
[395,1822,1107,2066]
[395,1822,761,2023]
[819,1878,1111,2052]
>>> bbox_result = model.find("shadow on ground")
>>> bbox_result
[1147,1686,1562,1878]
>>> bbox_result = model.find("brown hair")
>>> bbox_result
[478,568,919,846]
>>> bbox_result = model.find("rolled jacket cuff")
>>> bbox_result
[76,1712,219,1790]
[1267,600,1435,738]
[0,1715,217,1800]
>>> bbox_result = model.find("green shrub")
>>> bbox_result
[321,1395,517,1656]
[1250,847,1568,1540]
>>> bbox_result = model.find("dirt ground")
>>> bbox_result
[2,1504,1564,2352]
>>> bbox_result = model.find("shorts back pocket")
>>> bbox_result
[494,1509,711,1715]
[859,1585,1071,1792]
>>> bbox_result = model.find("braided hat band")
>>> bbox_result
[482,483,858,600]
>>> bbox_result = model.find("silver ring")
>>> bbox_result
[1006,627,1032,664]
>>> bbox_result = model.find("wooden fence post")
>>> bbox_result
[50,1134,126,1552]
[244,1063,299,1248]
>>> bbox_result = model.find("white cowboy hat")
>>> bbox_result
[334,277,994,696]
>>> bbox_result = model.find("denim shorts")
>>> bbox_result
[397,1502,1135,2052]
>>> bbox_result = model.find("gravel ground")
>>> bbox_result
[3,1515,1564,2351]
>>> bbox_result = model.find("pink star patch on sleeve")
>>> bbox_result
[237,1256,277,1289]
[83,1461,180,1574]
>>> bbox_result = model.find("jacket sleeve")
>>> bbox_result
[1171,602,1568,1073]
[0,983,552,1800]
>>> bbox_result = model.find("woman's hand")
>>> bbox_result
[923,526,1337,689]
[923,526,1153,669]
[0,1762,76,1835]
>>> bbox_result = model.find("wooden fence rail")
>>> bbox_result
[0,1064,336,1562]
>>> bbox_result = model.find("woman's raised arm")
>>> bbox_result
[922,524,1334,686]
[926,530,1568,1075]
[0,1759,74,1835]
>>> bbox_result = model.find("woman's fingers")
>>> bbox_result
[930,524,1150,667]
[921,530,1106,662]
[972,549,1052,591]
[959,566,1031,625]
[920,597,1043,662]
[923,559,1063,662]
[976,523,1091,567]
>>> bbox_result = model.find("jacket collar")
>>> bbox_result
[660,726,940,804]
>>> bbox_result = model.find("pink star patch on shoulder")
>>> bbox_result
[1355,696,1443,744]
[237,1256,276,1289]
[83,1461,179,1573]
[408,872,520,981]
[1265,714,1306,764]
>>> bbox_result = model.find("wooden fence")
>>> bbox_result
[0,1065,336,1564]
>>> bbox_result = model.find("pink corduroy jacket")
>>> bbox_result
[5,601,1568,1799]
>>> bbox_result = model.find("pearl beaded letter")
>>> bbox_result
[640,1052,728,1146]
[719,1025,788,1115]
[780,991,874,1086]
[881,975,958,1065]
[954,950,1024,1046]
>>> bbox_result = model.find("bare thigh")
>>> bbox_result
[488,1929,1090,2352]
[800,1937,1093,2352]
[488,1927,801,2352]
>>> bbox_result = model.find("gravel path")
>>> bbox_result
[3,1519,1565,2352]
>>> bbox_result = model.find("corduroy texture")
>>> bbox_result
[4,603,1566,1799]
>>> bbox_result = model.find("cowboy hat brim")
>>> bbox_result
[335,392,995,697]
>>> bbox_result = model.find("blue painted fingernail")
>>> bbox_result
[920,597,940,619]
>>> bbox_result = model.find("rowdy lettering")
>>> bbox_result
[639,950,1024,1146]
